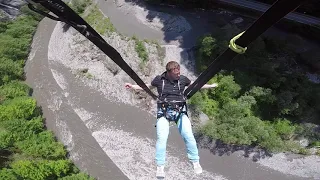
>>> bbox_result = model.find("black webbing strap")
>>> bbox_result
[27,0,158,100]
[184,0,309,99]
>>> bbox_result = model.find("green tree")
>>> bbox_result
[0,58,24,85]
[0,168,19,180]
[1,117,44,142]
[246,86,276,104]
[0,81,31,101]
[210,74,241,105]
[0,130,13,149]
[195,35,225,72]
[0,97,40,122]
[70,0,92,14]
[15,131,66,160]
[5,16,38,39]
[0,22,9,33]
[11,160,72,180]
[0,35,30,61]
[259,123,284,152]
[272,118,296,140]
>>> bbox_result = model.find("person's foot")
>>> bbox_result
[192,161,203,174]
[156,165,165,178]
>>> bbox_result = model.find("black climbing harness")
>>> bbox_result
[156,78,188,124]
[157,101,188,124]
[26,0,309,100]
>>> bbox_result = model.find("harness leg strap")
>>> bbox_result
[155,103,192,127]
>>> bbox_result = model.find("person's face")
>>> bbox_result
[168,67,180,80]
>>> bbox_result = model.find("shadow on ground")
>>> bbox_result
[194,132,274,162]
[121,0,253,74]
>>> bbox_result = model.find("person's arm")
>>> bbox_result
[201,83,218,89]
[125,83,154,90]
[187,81,218,89]
[125,75,159,91]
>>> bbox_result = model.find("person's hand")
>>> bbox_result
[125,83,133,89]
[211,83,218,88]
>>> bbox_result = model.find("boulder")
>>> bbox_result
[198,112,210,126]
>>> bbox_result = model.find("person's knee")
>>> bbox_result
[157,134,169,145]
[157,117,169,127]
[179,116,196,143]
[182,131,196,142]
[157,117,169,139]
[179,115,193,131]
[156,137,168,153]
[180,114,192,125]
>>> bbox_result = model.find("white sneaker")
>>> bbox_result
[156,166,165,178]
[192,161,203,174]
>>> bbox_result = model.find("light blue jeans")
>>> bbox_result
[155,106,200,166]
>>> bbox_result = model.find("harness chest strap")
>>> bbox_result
[160,79,185,101]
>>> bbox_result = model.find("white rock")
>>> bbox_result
[299,138,310,147]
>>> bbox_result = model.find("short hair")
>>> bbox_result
[166,61,180,72]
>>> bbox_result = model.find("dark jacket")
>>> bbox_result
[151,72,191,102]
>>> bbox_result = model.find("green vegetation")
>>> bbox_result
[132,36,149,64]
[144,39,165,64]
[191,25,320,153]
[83,5,115,35]
[77,68,94,79]
[69,0,115,35]
[70,0,92,14]
[0,5,94,180]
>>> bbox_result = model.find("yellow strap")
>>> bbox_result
[229,31,247,54]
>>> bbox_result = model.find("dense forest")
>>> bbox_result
[0,4,94,180]
[144,0,320,17]
[188,25,320,153]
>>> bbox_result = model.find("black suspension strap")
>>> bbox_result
[184,0,309,99]
[27,0,158,100]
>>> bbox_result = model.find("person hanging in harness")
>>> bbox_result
[125,61,218,178]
